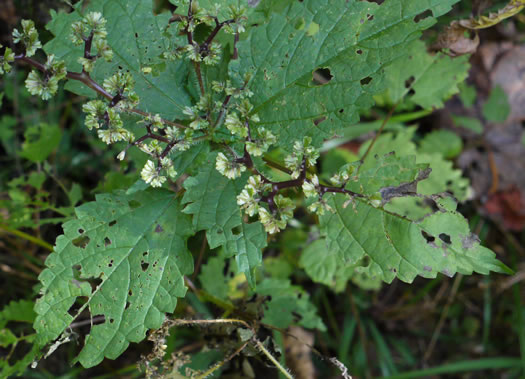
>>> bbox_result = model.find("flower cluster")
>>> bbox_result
[103,71,139,109]
[0,44,15,75]
[182,105,209,131]
[12,20,42,57]
[140,159,177,188]
[246,128,276,157]
[82,74,137,145]
[284,137,320,179]
[330,162,360,186]
[237,175,271,216]
[183,41,222,65]
[71,12,113,72]
[216,152,246,179]
[237,176,295,234]
[25,54,67,100]
[302,175,333,215]
[259,195,295,234]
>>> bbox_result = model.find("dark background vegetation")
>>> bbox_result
[1,0,524,378]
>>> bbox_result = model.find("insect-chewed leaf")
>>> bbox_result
[255,278,326,331]
[233,0,460,146]
[45,0,192,119]
[319,194,512,283]
[34,189,194,367]
[382,39,469,108]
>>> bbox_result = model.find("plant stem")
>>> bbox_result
[0,223,53,251]
[254,338,294,379]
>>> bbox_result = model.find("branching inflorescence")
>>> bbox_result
[1,0,370,236]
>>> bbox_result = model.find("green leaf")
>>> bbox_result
[347,153,429,196]
[382,39,469,109]
[319,194,511,284]
[482,85,510,122]
[359,128,469,201]
[419,130,463,159]
[182,154,267,286]
[20,123,61,162]
[34,189,194,367]
[199,256,232,301]
[45,0,193,119]
[255,278,325,331]
[0,299,36,329]
[451,114,483,134]
[235,0,460,146]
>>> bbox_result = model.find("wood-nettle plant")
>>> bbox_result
[0,0,513,376]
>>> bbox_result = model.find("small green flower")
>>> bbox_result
[103,71,134,94]
[97,126,133,145]
[285,137,320,178]
[330,162,359,186]
[0,45,15,75]
[259,207,287,234]
[70,12,108,46]
[274,194,295,221]
[141,160,166,188]
[189,118,209,130]
[216,152,246,179]
[237,187,259,216]
[78,57,94,73]
[225,113,247,137]
[307,200,334,216]
[211,81,225,93]
[12,20,42,57]
[302,175,319,198]
[82,100,107,129]
[203,42,221,66]
[94,38,113,61]
[44,55,67,80]
[25,70,59,100]
[184,43,201,62]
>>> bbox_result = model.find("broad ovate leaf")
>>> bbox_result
[34,189,194,367]
[234,0,460,146]
[319,194,511,283]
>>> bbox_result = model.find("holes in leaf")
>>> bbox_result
[360,76,372,85]
[314,117,326,126]
[109,220,117,227]
[108,259,114,268]
[439,233,452,244]
[104,237,111,247]
[72,235,90,249]
[135,33,138,38]
[109,318,115,324]
[143,251,148,257]
[128,289,133,297]
[292,311,303,321]
[155,224,164,233]
[141,261,149,271]
[414,10,433,23]
[339,109,344,114]
[367,14,374,21]
[125,301,131,310]
[405,76,416,96]
[128,200,141,209]
[232,226,242,236]
[78,228,85,234]
[421,231,435,244]
[356,49,363,55]
[312,67,332,86]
